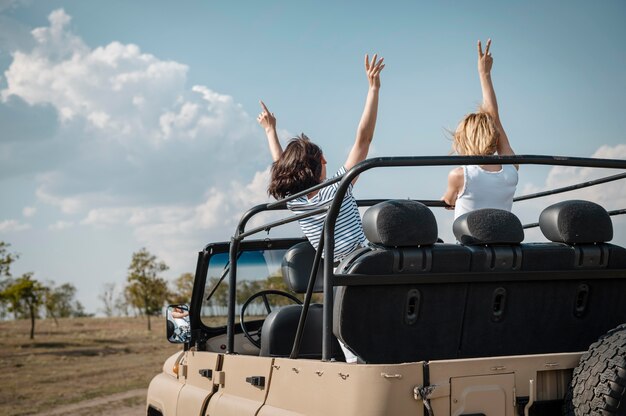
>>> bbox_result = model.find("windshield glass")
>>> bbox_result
[201,248,290,327]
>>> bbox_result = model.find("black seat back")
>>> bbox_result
[453,208,525,272]
[538,199,626,269]
[334,200,471,363]
[260,241,342,359]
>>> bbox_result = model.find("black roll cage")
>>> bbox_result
[222,154,626,361]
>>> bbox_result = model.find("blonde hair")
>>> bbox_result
[453,111,499,156]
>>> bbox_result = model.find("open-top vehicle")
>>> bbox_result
[147,154,626,416]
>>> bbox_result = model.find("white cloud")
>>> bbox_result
[1,9,257,148]
[0,219,30,232]
[22,206,36,217]
[1,8,267,209]
[0,9,274,274]
[49,220,74,231]
[2,12,186,142]
[78,168,273,271]
[36,183,84,214]
[543,144,626,208]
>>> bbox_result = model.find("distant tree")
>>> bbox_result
[99,283,117,317]
[115,289,131,317]
[44,283,83,324]
[0,242,18,318]
[71,301,90,317]
[125,248,169,330]
[0,283,11,319]
[3,273,47,339]
[0,241,18,278]
[204,277,229,316]
[170,272,194,305]
[265,273,289,291]
[237,280,265,315]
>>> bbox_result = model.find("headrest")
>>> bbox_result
[453,209,524,245]
[281,242,323,293]
[362,200,438,247]
[539,200,613,244]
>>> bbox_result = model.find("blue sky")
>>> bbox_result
[1,0,625,314]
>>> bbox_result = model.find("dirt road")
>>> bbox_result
[35,389,147,416]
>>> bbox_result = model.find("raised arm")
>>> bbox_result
[257,100,283,162]
[344,54,385,181]
[478,39,515,159]
[442,167,464,209]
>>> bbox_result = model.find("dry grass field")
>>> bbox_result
[0,316,182,416]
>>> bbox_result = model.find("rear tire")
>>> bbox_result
[563,323,626,415]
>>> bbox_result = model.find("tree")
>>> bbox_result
[99,283,117,317]
[44,283,83,324]
[204,277,229,316]
[126,248,169,330]
[0,241,18,278]
[170,272,194,305]
[0,242,18,318]
[3,273,47,339]
[115,289,131,317]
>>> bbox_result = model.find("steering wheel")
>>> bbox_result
[239,289,303,348]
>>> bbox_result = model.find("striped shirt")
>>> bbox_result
[287,167,367,262]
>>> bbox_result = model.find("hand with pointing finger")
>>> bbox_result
[477,38,493,76]
[257,100,276,133]
[257,100,282,162]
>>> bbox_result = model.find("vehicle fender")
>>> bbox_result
[147,372,184,416]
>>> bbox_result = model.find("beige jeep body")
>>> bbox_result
[148,349,580,415]
[147,156,626,416]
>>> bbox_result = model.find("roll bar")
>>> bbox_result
[223,154,626,358]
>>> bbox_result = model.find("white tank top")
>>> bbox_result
[454,164,518,219]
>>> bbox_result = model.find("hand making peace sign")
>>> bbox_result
[477,38,493,76]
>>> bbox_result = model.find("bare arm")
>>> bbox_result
[478,39,516,163]
[257,100,283,162]
[442,167,464,209]
[344,54,385,183]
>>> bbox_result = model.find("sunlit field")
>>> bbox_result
[0,316,185,416]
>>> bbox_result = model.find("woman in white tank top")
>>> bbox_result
[454,164,518,218]
[442,39,519,220]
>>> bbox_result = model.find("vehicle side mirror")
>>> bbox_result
[166,304,190,344]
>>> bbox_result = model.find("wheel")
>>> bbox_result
[239,290,302,348]
[563,323,626,415]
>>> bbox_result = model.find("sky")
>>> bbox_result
[1,0,625,314]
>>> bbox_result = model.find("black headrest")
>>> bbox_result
[453,209,524,245]
[362,200,438,247]
[539,200,613,244]
[281,242,323,293]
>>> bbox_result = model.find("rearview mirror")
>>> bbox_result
[166,304,190,344]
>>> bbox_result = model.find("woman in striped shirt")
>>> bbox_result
[258,53,385,263]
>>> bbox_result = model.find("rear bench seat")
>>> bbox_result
[333,199,626,364]
[459,200,626,358]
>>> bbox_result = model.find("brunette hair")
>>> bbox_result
[452,111,499,156]
[268,134,324,199]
